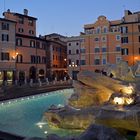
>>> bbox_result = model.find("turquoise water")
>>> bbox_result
[0,89,74,138]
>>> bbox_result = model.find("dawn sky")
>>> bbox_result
[0,0,139,36]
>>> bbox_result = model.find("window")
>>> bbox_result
[103,27,107,33]
[19,16,24,24]
[2,34,9,41]
[94,59,100,65]
[121,26,128,33]
[1,22,9,30]
[121,48,129,55]
[80,60,86,65]
[37,56,41,63]
[81,39,85,42]
[95,47,100,53]
[121,37,128,43]
[76,42,79,46]
[42,57,46,64]
[16,38,22,46]
[94,37,99,41]
[30,40,35,47]
[85,29,93,35]
[42,43,46,49]
[76,60,79,66]
[116,35,121,41]
[139,48,140,54]
[31,55,36,63]
[36,41,40,48]
[28,19,33,26]
[116,45,121,52]
[139,36,140,42]
[18,28,24,33]
[102,36,106,42]
[116,57,121,63]
[1,52,9,60]
[102,47,107,52]
[96,27,100,34]
[68,43,71,46]
[29,30,34,35]
[80,48,86,53]
[102,58,107,65]
[17,54,23,63]
[69,50,71,54]
[76,49,79,54]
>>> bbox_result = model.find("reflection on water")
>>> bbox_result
[0,89,79,138]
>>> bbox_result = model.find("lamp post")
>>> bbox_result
[69,61,77,80]
[12,52,18,85]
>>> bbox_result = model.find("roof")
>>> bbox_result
[14,13,37,20]
[16,33,67,46]
[45,33,67,38]
[0,18,16,23]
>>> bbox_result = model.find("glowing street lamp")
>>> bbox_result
[12,52,19,60]
[69,61,77,79]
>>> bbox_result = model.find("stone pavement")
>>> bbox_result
[0,81,73,101]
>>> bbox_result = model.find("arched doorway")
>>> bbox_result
[39,69,45,80]
[19,71,25,82]
[29,66,36,80]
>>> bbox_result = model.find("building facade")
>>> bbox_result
[0,18,16,84]
[3,9,48,82]
[120,10,140,66]
[81,16,122,71]
[80,10,140,72]
[67,36,85,79]
[44,34,67,80]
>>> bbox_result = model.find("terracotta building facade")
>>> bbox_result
[2,10,68,83]
[81,10,140,71]
[3,9,49,82]
[0,18,16,84]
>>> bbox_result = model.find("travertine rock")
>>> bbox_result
[104,60,135,82]
[69,81,112,108]
[95,107,140,138]
[69,71,132,108]
[44,105,99,129]
[78,124,126,140]
[45,124,126,140]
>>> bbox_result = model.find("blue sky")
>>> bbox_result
[0,0,140,36]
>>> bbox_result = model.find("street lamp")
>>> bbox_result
[69,61,77,80]
[12,52,18,60]
[12,52,18,85]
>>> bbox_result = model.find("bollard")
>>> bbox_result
[30,79,33,87]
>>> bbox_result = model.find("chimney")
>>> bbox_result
[125,10,132,16]
[7,9,10,13]
[24,9,28,15]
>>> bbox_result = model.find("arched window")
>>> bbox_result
[103,27,108,33]
[96,27,100,34]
